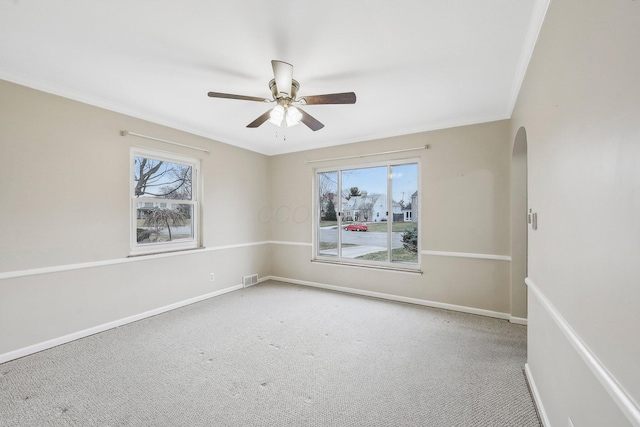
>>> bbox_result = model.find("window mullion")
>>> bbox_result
[387,165,392,262]
[337,170,343,259]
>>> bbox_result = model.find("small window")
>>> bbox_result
[131,148,200,255]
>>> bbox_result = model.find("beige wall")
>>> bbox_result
[511,0,640,425]
[269,121,515,315]
[0,80,271,355]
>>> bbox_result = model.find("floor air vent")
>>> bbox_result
[243,274,258,288]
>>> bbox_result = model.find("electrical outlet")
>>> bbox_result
[209,273,215,282]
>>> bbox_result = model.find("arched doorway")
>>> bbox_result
[510,127,528,321]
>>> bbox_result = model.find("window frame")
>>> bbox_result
[130,147,201,256]
[313,158,421,272]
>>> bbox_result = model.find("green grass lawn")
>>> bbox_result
[356,247,418,263]
[319,241,359,250]
[318,241,337,250]
[364,222,416,233]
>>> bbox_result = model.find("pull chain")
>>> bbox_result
[275,130,287,142]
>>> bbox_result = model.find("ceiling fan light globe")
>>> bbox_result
[286,106,303,127]
[268,105,285,127]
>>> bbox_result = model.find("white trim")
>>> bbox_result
[266,241,512,262]
[526,278,640,427]
[506,0,551,116]
[0,283,246,364]
[266,275,511,321]
[509,316,528,326]
[422,250,511,261]
[268,240,313,247]
[0,70,512,157]
[310,259,422,275]
[121,130,210,154]
[0,241,272,281]
[524,363,551,427]
[0,68,269,156]
[305,145,429,164]
[211,241,271,250]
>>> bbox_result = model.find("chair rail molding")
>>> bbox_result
[526,277,640,427]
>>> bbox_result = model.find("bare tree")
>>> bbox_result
[141,207,187,241]
[361,200,373,221]
[134,158,191,199]
[318,173,337,203]
[318,173,338,221]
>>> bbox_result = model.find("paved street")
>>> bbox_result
[319,228,403,257]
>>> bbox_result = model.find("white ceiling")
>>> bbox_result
[0,0,548,156]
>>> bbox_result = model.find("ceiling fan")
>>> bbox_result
[207,60,356,131]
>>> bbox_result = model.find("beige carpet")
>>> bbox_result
[0,281,540,426]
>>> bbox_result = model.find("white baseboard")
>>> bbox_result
[525,363,551,427]
[510,316,528,325]
[266,275,514,321]
[244,275,270,288]
[0,283,243,364]
[0,275,525,366]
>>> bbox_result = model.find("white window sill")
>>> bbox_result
[129,242,201,258]
[311,258,422,275]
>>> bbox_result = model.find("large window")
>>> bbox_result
[315,160,420,270]
[131,148,200,255]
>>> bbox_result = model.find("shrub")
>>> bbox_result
[137,228,152,242]
[401,226,418,253]
[325,199,337,221]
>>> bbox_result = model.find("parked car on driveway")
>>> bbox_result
[344,222,368,232]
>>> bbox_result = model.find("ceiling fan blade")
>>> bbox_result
[246,109,272,128]
[271,60,294,97]
[300,92,357,105]
[298,108,325,131]
[208,92,269,102]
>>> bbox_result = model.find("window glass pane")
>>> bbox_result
[317,171,338,257]
[134,157,192,200]
[391,163,419,264]
[136,202,194,244]
[340,166,388,261]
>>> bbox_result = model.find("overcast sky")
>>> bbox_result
[341,164,417,203]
